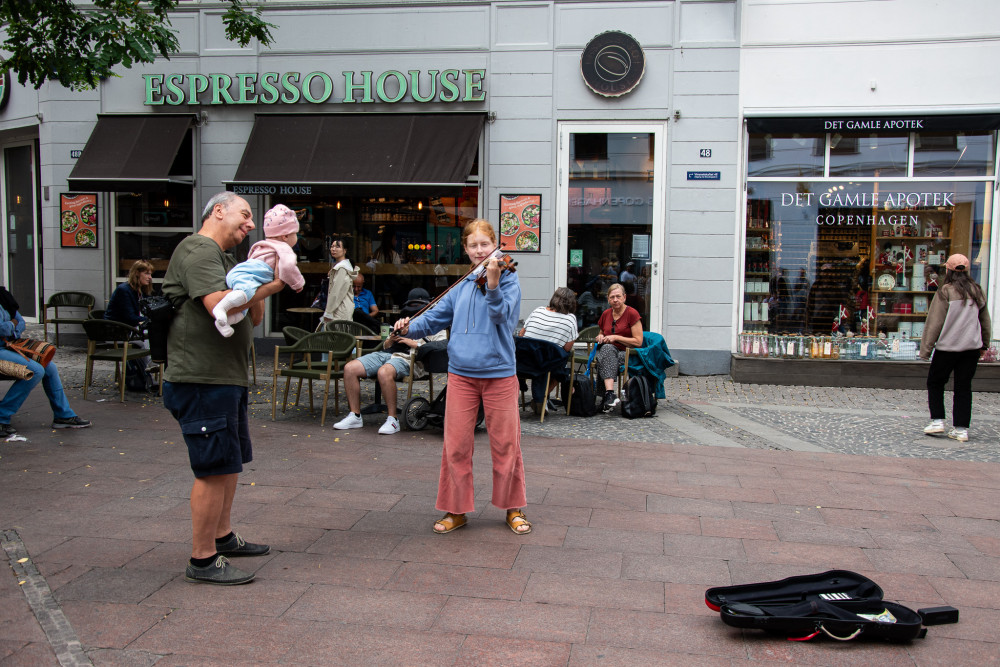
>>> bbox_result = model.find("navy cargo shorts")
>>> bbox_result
[163,382,252,478]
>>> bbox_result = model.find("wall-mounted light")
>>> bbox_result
[418,201,423,210]
[164,199,170,207]
[336,200,341,210]
[15,195,22,204]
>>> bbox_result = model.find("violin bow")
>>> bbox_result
[402,249,507,323]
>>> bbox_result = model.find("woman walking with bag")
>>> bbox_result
[919,254,991,442]
[392,219,531,536]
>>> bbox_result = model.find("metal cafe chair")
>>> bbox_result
[271,331,355,426]
[43,291,95,346]
[81,319,154,403]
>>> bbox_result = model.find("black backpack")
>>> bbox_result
[125,358,155,393]
[568,375,598,417]
[621,373,657,419]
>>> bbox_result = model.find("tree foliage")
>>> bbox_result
[0,0,275,91]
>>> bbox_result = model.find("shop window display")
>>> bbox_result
[742,127,996,361]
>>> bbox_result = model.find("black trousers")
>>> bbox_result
[927,349,981,428]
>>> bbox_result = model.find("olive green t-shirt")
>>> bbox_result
[162,234,252,386]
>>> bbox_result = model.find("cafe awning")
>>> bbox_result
[226,113,484,194]
[68,114,196,192]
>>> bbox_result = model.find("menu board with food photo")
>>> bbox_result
[60,193,98,248]
[498,194,541,253]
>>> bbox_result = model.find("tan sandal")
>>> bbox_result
[432,513,467,534]
[506,509,532,535]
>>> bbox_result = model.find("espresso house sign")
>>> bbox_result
[144,69,486,106]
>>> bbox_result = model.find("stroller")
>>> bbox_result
[400,341,485,431]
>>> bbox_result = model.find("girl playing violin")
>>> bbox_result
[393,218,531,536]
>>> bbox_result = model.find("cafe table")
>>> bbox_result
[286,306,323,329]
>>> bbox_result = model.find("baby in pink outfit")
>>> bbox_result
[213,204,305,337]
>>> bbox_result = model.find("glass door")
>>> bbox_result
[556,123,665,331]
[3,143,39,319]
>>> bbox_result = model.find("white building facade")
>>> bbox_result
[0,0,996,380]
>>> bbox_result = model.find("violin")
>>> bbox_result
[473,251,518,288]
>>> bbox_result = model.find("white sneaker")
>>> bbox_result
[947,428,969,442]
[333,412,363,430]
[924,419,945,435]
[378,416,400,435]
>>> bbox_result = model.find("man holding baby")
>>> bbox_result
[161,191,284,585]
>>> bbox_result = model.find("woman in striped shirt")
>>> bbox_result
[519,287,578,412]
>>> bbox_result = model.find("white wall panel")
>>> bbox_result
[495,4,553,49]
[744,0,1000,45]
[669,186,738,211]
[490,94,554,119]
[668,118,739,142]
[667,324,731,349]
[668,256,735,280]
[491,51,555,75]
[256,7,489,53]
[490,141,552,165]
[489,73,555,98]
[554,2,674,48]
[490,118,556,142]
[667,278,732,303]
[668,301,732,327]
[670,232,735,258]
[671,93,738,118]
[667,210,739,235]
[679,1,737,44]
[487,164,552,188]
[743,41,1000,112]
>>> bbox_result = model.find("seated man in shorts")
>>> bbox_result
[334,289,445,435]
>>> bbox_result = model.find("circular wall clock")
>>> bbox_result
[876,272,896,291]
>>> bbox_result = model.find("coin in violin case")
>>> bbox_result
[705,570,941,642]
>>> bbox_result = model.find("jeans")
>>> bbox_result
[927,348,981,428]
[0,348,76,423]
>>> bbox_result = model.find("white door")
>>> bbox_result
[556,123,666,331]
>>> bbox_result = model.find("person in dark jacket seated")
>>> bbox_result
[105,260,154,328]
[518,287,578,414]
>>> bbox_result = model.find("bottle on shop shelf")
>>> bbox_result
[810,337,820,358]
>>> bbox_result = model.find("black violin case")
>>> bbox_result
[705,570,950,642]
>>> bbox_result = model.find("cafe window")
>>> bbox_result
[266,190,479,334]
[742,123,998,360]
[112,184,195,285]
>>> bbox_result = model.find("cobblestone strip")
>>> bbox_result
[658,400,791,451]
[2,530,92,667]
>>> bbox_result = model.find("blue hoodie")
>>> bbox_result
[407,270,520,378]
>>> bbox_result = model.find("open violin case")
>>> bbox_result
[705,570,955,642]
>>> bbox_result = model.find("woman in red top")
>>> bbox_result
[594,282,643,412]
